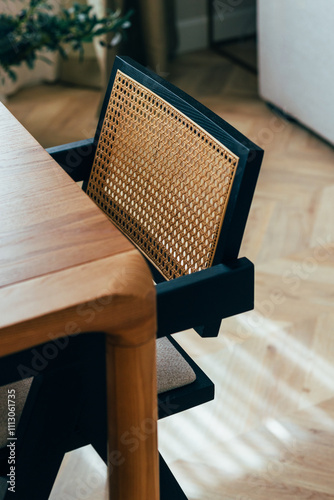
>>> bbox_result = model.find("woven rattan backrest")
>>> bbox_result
[87,66,243,279]
[86,69,239,280]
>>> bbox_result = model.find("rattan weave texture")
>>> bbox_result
[87,70,239,280]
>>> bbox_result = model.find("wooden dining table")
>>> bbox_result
[0,103,159,499]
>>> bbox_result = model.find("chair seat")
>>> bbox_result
[0,378,33,449]
[157,337,196,394]
[0,337,197,451]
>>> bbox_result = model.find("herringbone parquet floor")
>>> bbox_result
[5,43,334,499]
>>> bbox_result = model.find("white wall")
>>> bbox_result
[258,0,334,145]
[176,0,257,54]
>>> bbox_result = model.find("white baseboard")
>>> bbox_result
[177,6,256,54]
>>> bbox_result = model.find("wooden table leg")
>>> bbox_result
[106,336,159,499]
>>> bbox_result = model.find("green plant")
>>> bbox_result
[0,0,132,81]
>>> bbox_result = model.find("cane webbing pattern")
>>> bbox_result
[87,70,239,280]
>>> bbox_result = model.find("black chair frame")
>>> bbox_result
[48,55,263,340]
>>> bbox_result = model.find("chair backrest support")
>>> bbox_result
[85,56,263,282]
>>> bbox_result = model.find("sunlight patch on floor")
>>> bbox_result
[160,313,334,493]
[50,445,108,500]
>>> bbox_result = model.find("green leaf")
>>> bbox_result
[0,0,133,77]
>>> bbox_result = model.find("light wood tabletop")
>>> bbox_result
[0,103,159,499]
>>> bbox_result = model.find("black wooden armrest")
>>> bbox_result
[46,138,95,182]
[156,257,254,338]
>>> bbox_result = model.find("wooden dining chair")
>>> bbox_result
[0,56,263,499]
[51,55,262,337]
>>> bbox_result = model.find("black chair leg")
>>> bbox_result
[159,454,187,500]
[4,367,88,500]
[195,318,222,337]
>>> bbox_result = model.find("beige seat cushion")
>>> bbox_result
[0,338,196,448]
[0,378,33,449]
[157,337,196,394]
